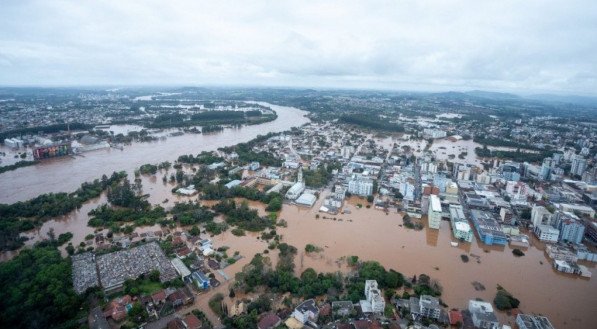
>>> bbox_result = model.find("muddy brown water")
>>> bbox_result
[5,170,595,328]
[1,105,595,327]
[0,103,309,204]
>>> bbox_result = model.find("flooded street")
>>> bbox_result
[0,103,309,204]
[157,189,596,328]
[276,199,597,328]
[1,105,595,328]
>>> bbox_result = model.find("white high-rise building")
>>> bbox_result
[540,158,552,180]
[571,155,587,176]
[348,177,374,196]
[341,146,354,159]
[428,195,442,229]
[531,205,552,227]
[364,280,385,314]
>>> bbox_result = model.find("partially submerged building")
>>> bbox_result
[449,204,473,242]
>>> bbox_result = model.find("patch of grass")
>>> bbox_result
[138,281,163,295]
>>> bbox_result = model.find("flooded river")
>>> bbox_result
[0,103,309,204]
[1,103,595,328]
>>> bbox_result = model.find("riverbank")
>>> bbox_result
[0,103,309,204]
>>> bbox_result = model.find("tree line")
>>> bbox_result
[0,171,127,251]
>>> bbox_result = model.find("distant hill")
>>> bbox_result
[465,90,521,100]
[525,94,597,107]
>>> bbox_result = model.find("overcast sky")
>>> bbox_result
[1,0,596,95]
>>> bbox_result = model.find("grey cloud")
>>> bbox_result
[0,0,596,94]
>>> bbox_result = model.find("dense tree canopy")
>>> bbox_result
[0,245,84,329]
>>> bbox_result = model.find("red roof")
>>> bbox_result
[104,295,132,322]
[319,303,332,316]
[173,236,184,245]
[152,290,166,303]
[183,314,202,329]
[336,324,353,329]
[353,320,371,329]
[449,310,463,325]
[258,313,282,329]
[176,246,192,257]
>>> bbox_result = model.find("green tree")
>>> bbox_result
[148,269,161,282]
[0,245,83,328]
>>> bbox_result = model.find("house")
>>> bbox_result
[516,314,555,329]
[176,185,197,196]
[171,258,192,280]
[192,271,211,289]
[175,246,192,259]
[167,287,194,307]
[225,179,242,189]
[335,324,353,329]
[249,161,260,171]
[104,295,132,322]
[167,319,186,329]
[468,300,499,329]
[319,303,332,318]
[292,299,319,323]
[258,312,282,329]
[354,319,373,329]
[151,290,167,305]
[332,301,355,318]
[449,309,463,326]
[183,314,203,329]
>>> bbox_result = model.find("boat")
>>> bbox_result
[450,241,459,247]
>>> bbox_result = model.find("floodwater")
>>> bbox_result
[198,192,596,328]
[6,163,596,327]
[2,103,595,327]
[0,103,309,204]
[5,156,595,328]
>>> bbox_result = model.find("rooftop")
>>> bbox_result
[96,242,178,290]
[430,194,442,212]
[517,314,555,329]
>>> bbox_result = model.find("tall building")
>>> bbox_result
[419,295,441,319]
[499,163,520,181]
[531,206,552,227]
[428,195,442,229]
[433,173,449,192]
[534,225,560,243]
[556,213,586,244]
[539,158,552,180]
[571,155,587,176]
[341,146,354,159]
[348,177,374,196]
[364,280,385,314]
[449,205,473,242]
